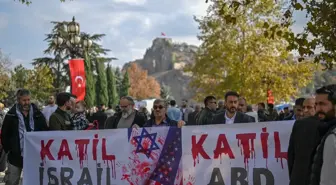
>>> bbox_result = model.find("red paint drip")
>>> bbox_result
[158,137,165,145]
[261,127,269,168]
[274,132,287,169]
[236,133,256,169]
[75,139,89,168]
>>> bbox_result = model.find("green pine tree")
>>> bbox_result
[106,64,119,106]
[84,51,96,108]
[120,70,130,97]
[114,67,123,97]
[95,59,108,106]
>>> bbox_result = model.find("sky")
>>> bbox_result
[0,0,307,69]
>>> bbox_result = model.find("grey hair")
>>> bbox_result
[120,96,135,105]
[154,99,168,108]
[16,89,30,99]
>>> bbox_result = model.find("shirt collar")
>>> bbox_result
[225,111,237,120]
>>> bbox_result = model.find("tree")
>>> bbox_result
[33,21,112,91]
[188,0,315,103]
[26,66,54,102]
[206,0,336,68]
[160,83,173,100]
[127,63,161,100]
[106,64,119,106]
[11,64,30,88]
[95,59,108,106]
[114,67,123,97]
[0,50,12,100]
[120,70,130,97]
[84,51,95,108]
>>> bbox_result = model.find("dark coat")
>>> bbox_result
[49,108,72,131]
[187,111,200,125]
[143,116,177,127]
[1,104,48,168]
[196,107,216,125]
[287,116,323,185]
[91,111,108,129]
[104,110,147,129]
[211,111,254,124]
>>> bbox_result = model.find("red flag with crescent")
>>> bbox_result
[69,58,86,101]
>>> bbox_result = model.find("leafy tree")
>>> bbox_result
[188,0,315,103]
[0,50,12,100]
[114,67,123,97]
[106,64,119,106]
[11,65,30,88]
[84,51,95,108]
[33,21,111,91]
[26,66,54,102]
[160,83,173,100]
[206,0,336,68]
[95,59,108,106]
[127,63,161,100]
[120,70,130,97]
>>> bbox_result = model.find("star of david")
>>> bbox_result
[133,128,160,158]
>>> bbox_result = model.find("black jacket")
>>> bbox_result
[91,111,108,129]
[212,111,253,124]
[144,116,177,127]
[104,110,147,129]
[1,104,48,168]
[287,116,323,185]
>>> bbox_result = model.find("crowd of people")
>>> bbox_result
[0,84,335,185]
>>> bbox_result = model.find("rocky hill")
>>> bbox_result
[123,38,198,102]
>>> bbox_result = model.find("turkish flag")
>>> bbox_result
[69,58,86,101]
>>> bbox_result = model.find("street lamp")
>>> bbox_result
[53,16,92,58]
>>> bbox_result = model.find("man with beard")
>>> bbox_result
[308,85,336,185]
[104,96,147,129]
[1,89,48,185]
[42,95,57,125]
[212,91,253,124]
[287,86,335,185]
[49,92,74,130]
[303,97,316,118]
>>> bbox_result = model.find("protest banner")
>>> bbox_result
[23,121,293,185]
[182,121,294,185]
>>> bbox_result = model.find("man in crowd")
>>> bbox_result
[49,92,74,131]
[212,91,253,124]
[238,97,256,122]
[267,103,279,121]
[196,96,217,125]
[216,100,225,112]
[187,104,201,125]
[285,98,305,120]
[144,99,185,127]
[41,95,57,125]
[105,96,147,129]
[309,85,336,185]
[246,105,258,122]
[288,86,335,185]
[257,102,268,122]
[303,97,316,118]
[167,100,182,121]
[1,89,48,185]
[180,99,193,123]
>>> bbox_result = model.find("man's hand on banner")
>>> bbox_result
[177,120,185,128]
[132,124,140,129]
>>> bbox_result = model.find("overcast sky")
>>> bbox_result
[0,0,307,68]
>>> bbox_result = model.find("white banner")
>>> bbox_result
[23,121,294,185]
[182,121,293,185]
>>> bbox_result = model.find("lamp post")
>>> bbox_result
[53,16,93,58]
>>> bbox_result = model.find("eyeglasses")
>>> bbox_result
[153,105,164,110]
[210,101,217,104]
[120,105,129,108]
